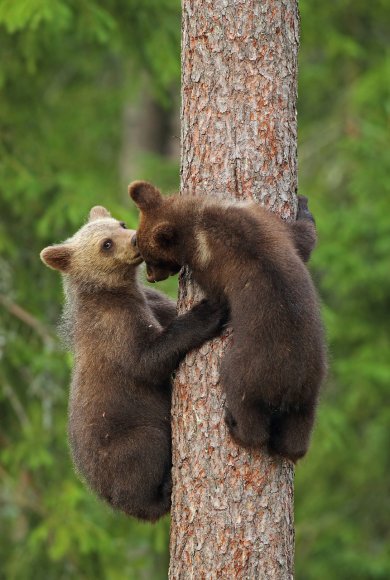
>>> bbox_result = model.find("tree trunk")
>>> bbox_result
[169,1,299,577]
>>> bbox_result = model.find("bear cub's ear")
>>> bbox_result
[128,181,162,211]
[40,244,73,272]
[153,223,177,247]
[89,206,111,222]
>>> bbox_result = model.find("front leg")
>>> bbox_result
[136,299,228,386]
[288,195,317,263]
[144,287,177,328]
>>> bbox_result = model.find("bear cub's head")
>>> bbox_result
[129,181,182,283]
[40,206,143,288]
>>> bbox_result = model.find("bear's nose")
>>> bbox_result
[131,234,137,247]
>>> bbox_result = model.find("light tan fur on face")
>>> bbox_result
[41,213,142,289]
[71,219,141,282]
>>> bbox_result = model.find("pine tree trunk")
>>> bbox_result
[169,1,299,577]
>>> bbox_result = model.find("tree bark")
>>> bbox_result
[169,1,299,578]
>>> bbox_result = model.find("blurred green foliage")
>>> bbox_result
[295,2,390,578]
[0,1,179,579]
[0,0,389,578]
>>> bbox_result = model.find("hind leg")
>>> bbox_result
[106,428,172,522]
[269,403,317,462]
[224,402,271,450]
[221,352,272,450]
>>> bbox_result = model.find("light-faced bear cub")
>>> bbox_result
[40,206,226,521]
[129,182,327,463]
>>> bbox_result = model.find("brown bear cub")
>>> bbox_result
[129,182,327,462]
[40,206,226,521]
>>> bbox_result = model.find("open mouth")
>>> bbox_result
[146,264,180,283]
[146,265,168,283]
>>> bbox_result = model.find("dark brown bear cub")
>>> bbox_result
[129,182,327,462]
[40,206,226,521]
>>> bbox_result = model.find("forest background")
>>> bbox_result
[0,1,389,578]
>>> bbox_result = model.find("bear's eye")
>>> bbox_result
[102,239,113,251]
[119,222,127,229]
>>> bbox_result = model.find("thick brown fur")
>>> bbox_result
[129,182,327,462]
[40,207,226,521]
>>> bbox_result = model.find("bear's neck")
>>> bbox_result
[173,198,238,296]
[64,273,145,308]
[170,197,207,267]
[60,273,147,350]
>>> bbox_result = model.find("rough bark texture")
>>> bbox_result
[169,1,299,578]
